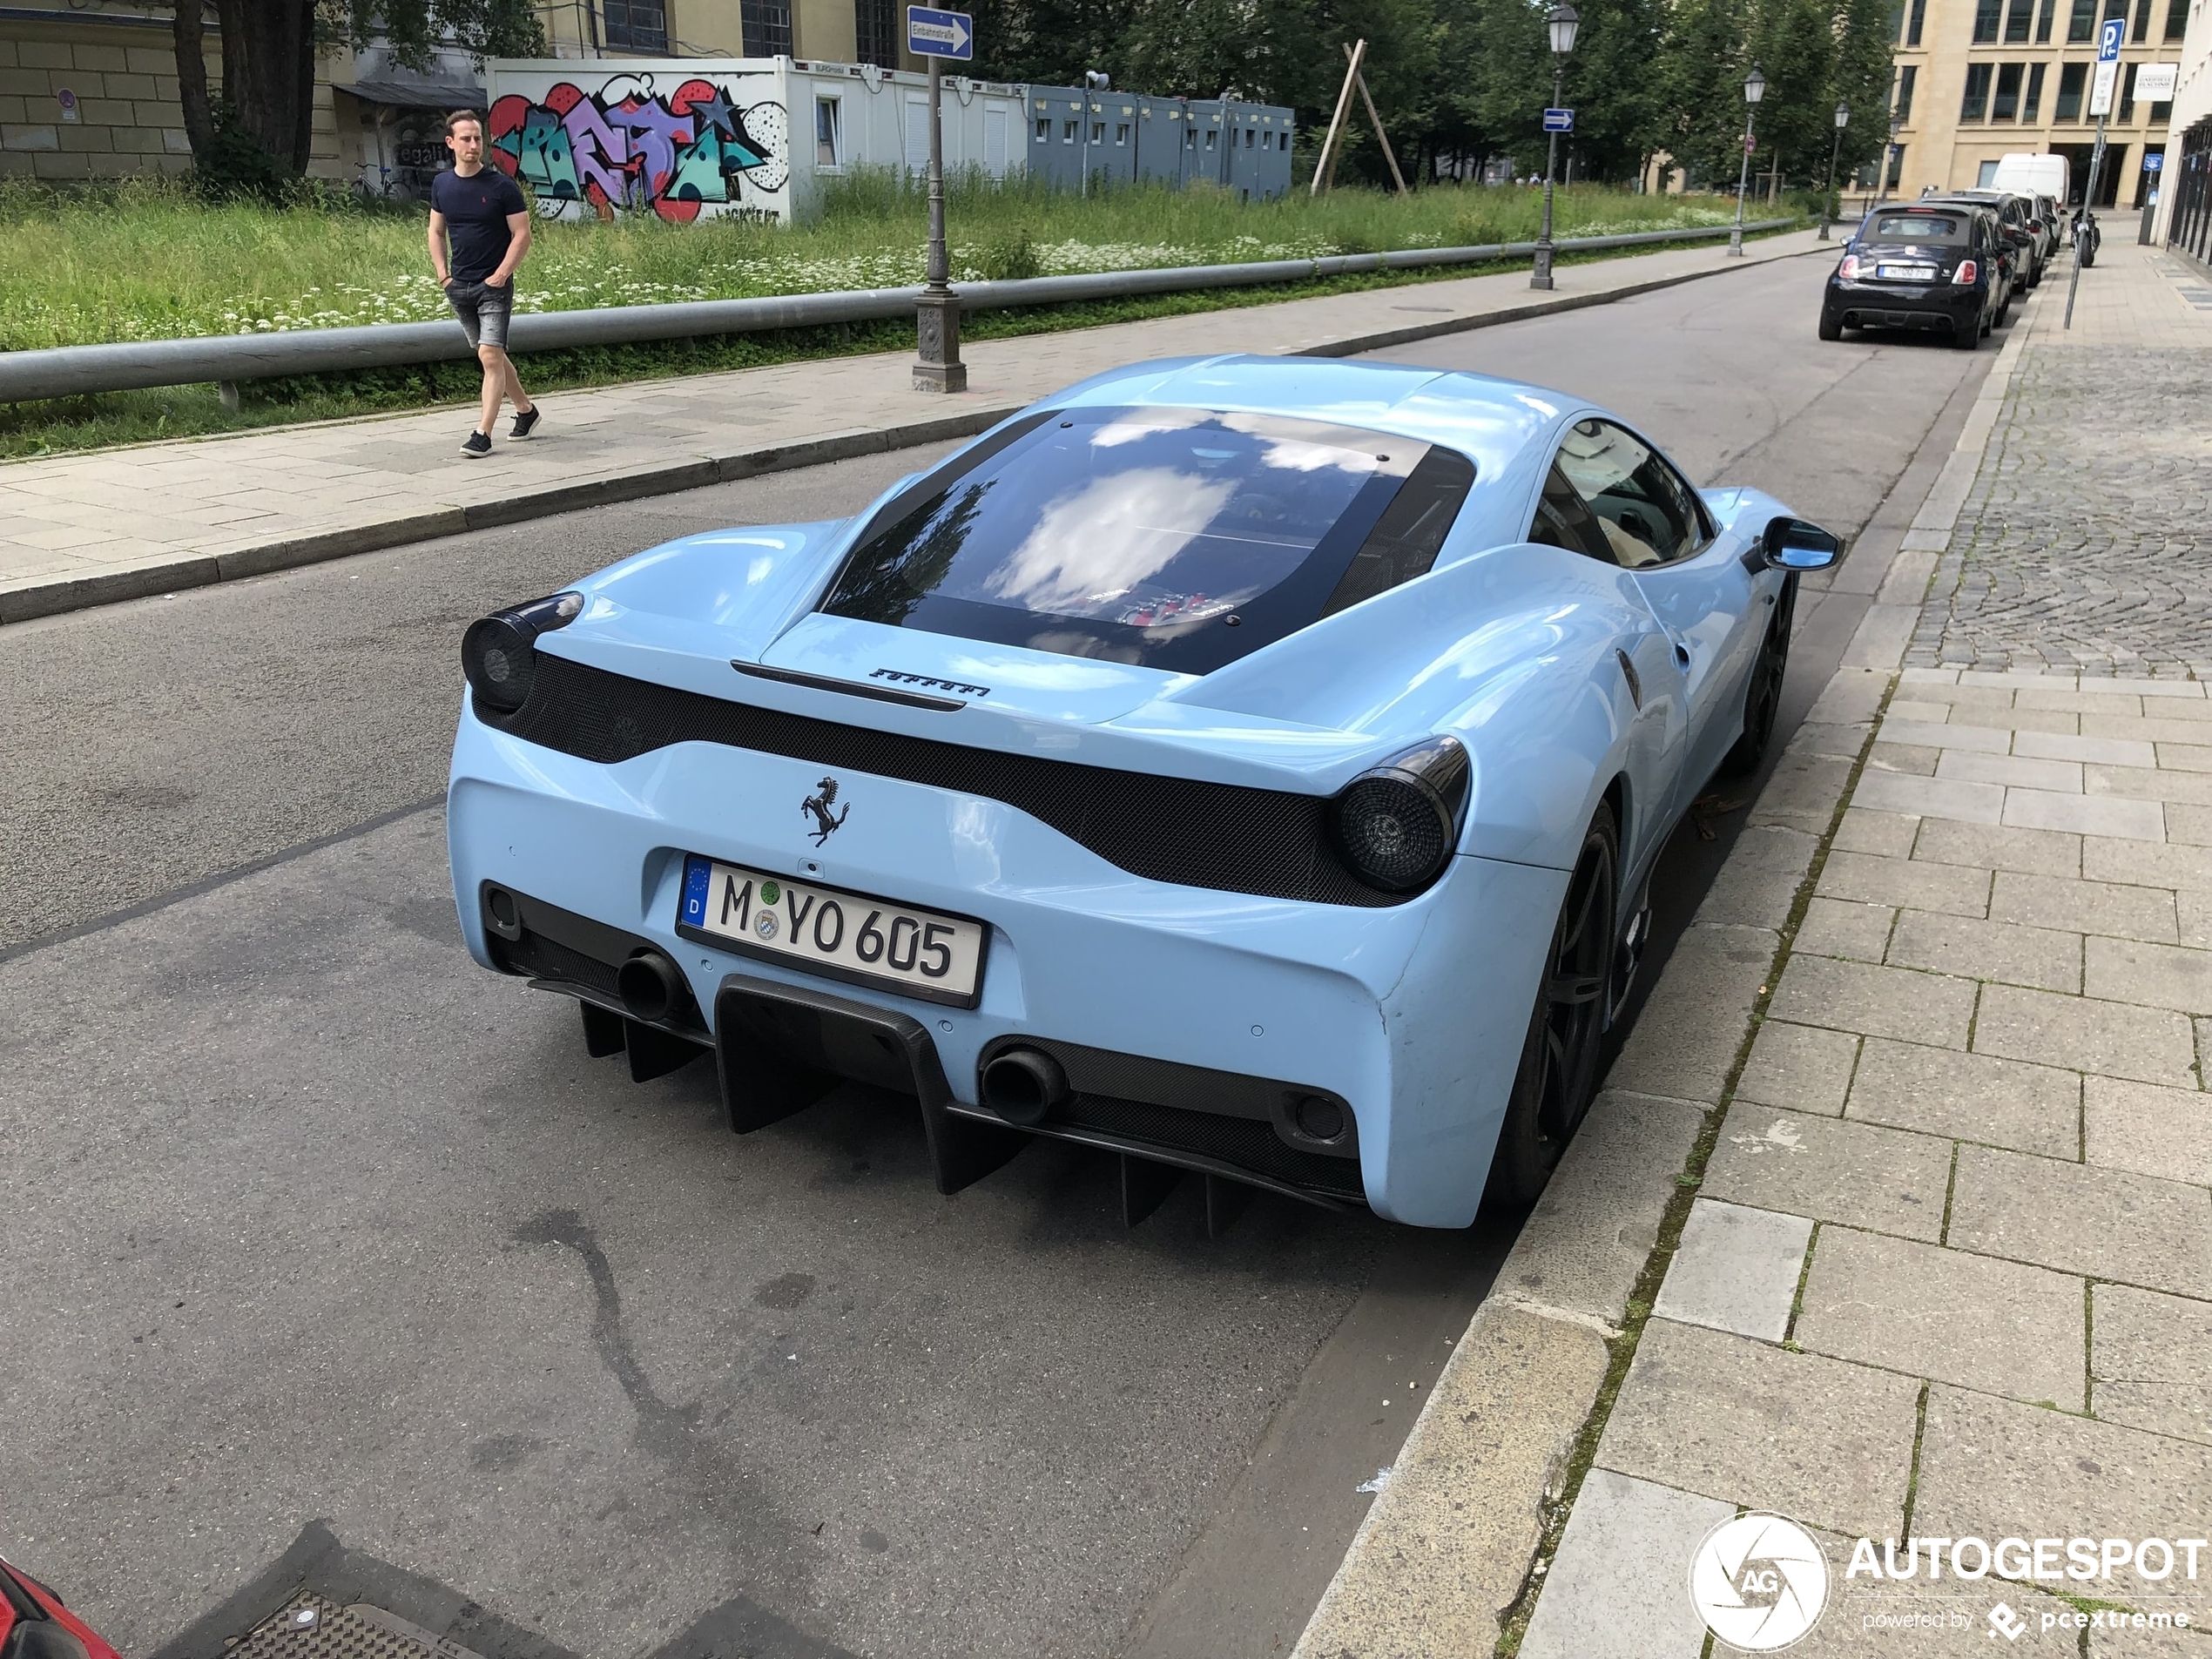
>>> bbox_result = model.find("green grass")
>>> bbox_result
[0,173,1757,460]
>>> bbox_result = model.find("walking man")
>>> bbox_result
[429,110,539,458]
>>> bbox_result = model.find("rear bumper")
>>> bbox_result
[448,701,1565,1227]
[1824,279,1982,332]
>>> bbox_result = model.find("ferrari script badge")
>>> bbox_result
[802,776,849,846]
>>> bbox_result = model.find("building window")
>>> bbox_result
[854,0,899,68]
[1184,126,1196,148]
[603,0,668,50]
[2119,59,2137,119]
[2131,0,2151,37]
[1116,123,1130,144]
[2036,0,2057,38]
[2101,0,2124,25]
[1993,60,2024,116]
[1895,64,1918,120]
[2067,0,2096,36]
[1907,0,1927,41]
[2168,0,2188,37]
[2056,58,2087,116]
[1062,119,1076,142]
[1973,0,2001,39]
[1035,117,1049,141]
[1962,61,1995,117]
[2006,0,2033,39]
[742,0,792,57]
[1886,144,1905,187]
[2025,61,2047,117]
[815,97,840,165]
[1244,126,1254,146]
[1089,121,1103,143]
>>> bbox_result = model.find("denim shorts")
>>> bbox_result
[446,279,512,351]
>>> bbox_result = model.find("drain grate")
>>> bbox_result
[226,1595,485,1659]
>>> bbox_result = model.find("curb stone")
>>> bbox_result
[0,232,1823,627]
[1290,284,2046,1659]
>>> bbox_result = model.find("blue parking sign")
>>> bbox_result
[2097,17,2122,59]
[907,4,974,58]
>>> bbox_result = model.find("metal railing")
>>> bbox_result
[0,219,1797,405]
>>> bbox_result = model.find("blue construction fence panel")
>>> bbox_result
[1028,87,1292,198]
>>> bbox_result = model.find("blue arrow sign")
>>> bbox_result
[2097,17,2122,60]
[1542,107,1574,132]
[907,4,974,58]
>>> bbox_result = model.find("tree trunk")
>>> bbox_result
[170,1,215,158]
[218,0,316,173]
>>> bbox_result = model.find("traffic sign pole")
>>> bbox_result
[2065,17,2123,330]
[912,5,970,392]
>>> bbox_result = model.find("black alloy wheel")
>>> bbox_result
[1484,803,1620,1210]
[1722,612,1789,777]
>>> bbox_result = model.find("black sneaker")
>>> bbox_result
[460,430,492,459]
[508,406,542,442]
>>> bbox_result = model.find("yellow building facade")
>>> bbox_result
[534,0,927,74]
[1883,0,2187,206]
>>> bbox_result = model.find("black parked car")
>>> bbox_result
[1925,189,2044,289]
[1819,203,2006,349]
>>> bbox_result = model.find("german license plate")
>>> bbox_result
[1876,263,1937,281]
[677,854,988,1008]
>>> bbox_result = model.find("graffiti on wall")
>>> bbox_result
[489,74,789,221]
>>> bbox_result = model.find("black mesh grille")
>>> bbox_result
[1053,1094,1366,1200]
[494,926,621,999]
[481,651,1402,907]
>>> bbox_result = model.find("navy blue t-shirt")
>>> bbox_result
[433,167,527,284]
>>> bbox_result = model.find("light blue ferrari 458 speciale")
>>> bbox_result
[447,354,1839,1230]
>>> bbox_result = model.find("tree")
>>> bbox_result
[170,0,544,191]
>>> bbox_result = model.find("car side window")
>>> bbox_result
[1529,462,1613,562]
[1554,419,1701,569]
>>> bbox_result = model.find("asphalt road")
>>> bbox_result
[0,249,1994,1659]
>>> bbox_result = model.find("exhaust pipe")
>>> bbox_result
[617,950,686,1025]
[980,1047,1070,1127]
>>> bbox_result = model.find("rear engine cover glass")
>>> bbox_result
[820,406,1473,673]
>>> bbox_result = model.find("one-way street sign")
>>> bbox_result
[907,4,974,58]
[1542,107,1574,133]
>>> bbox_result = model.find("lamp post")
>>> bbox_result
[914,51,965,393]
[1871,111,1901,213]
[1530,2,1580,291]
[1079,68,1109,198]
[1727,64,1764,256]
[1819,100,1848,239]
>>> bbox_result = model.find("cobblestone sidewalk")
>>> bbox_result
[1909,245,2212,679]
[1298,243,2212,1659]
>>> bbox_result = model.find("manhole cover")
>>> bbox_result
[226,1594,486,1659]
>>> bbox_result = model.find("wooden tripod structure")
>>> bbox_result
[1310,38,1410,196]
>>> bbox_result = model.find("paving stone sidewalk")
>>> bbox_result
[1299,241,2212,1659]
[0,229,1821,624]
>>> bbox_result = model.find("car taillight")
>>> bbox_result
[1952,260,1978,285]
[462,590,584,713]
[1331,736,1470,894]
[1838,254,1863,280]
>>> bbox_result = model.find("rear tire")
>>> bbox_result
[1817,314,1844,341]
[1957,314,1984,349]
[1484,804,1620,1211]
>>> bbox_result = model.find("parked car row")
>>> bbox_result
[1817,185,2063,350]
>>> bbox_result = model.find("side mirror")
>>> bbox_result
[1763,516,1841,571]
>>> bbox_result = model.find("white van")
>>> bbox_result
[1991,152,2070,205]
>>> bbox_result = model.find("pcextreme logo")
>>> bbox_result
[1689,1513,1831,1651]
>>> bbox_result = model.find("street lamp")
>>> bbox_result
[1727,64,1764,256]
[1530,2,1580,290]
[1080,69,1109,199]
[1819,100,1848,240]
